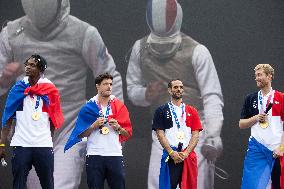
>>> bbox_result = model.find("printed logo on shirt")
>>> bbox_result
[253,100,257,109]
[166,110,171,119]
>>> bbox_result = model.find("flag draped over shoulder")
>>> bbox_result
[64,100,100,152]
[109,98,132,143]
[2,79,64,129]
[241,137,275,189]
[64,97,132,152]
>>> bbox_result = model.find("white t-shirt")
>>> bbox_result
[251,90,283,151]
[10,77,53,147]
[165,103,192,150]
[86,95,122,156]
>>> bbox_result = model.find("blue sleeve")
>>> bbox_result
[240,95,250,119]
[152,107,165,131]
[240,93,258,119]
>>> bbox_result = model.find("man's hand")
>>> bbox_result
[201,136,223,162]
[257,113,267,123]
[109,118,120,131]
[170,151,183,164]
[240,114,265,129]
[0,62,24,88]
[178,151,189,161]
[92,117,105,129]
[273,146,284,158]
[145,81,164,103]
[79,117,105,138]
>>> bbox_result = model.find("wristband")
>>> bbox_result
[279,145,284,152]
[0,144,5,147]
[169,149,174,155]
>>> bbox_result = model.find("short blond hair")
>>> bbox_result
[254,64,274,79]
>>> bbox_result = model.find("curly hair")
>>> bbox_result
[25,54,47,73]
[95,72,113,85]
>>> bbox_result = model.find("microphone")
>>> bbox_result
[264,102,273,114]
[1,158,7,167]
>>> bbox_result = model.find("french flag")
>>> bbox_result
[159,148,197,189]
[64,97,132,152]
[146,0,178,36]
[2,77,64,129]
[241,137,275,189]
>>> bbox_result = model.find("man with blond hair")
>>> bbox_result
[239,64,284,188]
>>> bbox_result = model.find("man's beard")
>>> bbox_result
[257,80,268,88]
[101,91,111,98]
[172,92,183,100]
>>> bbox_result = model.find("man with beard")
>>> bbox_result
[239,64,284,188]
[152,79,202,189]
[0,0,123,188]
[126,0,223,188]
[65,73,132,189]
[0,54,64,189]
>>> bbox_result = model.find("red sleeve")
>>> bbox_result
[109,98,132,142]
[281,92,284,121]
[185,105,203,131]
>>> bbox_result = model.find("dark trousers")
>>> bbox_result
[11,146,54,189]
[168,158,184,189]
[86,155,125,189]
[271,158,281,189]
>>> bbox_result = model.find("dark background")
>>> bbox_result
[0,0,284,188]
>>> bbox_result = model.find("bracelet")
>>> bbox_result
[168,149,174,155]
[279,145,284,151]
[0,144,5,147]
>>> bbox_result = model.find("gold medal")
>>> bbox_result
[100,126,109,135]
[32,112,40,121]
[259,121,269,129]
[176,131,185,140]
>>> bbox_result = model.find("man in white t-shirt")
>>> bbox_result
[0,54,64,189]
[66,73,132,189]
[0,1,123,188]
[239,64,284,188]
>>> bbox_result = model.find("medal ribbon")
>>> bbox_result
[168,102,184,129]
[33,95,41,112]
[96,100,111,124]
[258,90,273,114]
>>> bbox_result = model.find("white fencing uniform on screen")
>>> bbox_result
[126,0,224,188]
